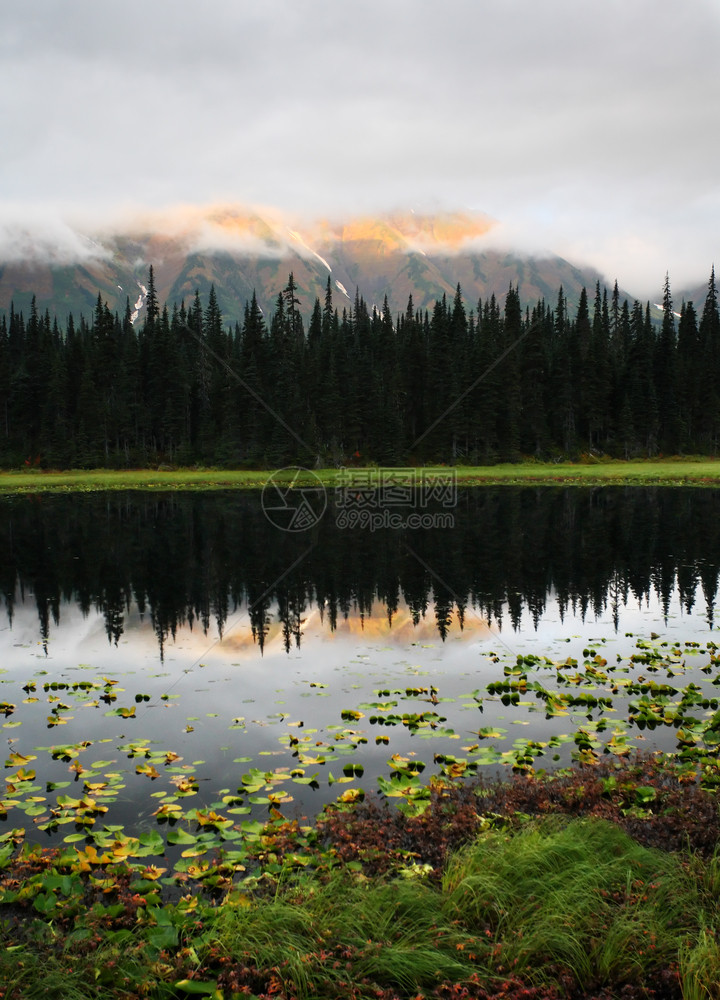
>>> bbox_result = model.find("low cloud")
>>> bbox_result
[189,220,290,259]
[96,203,298,260]
[0,199,714,306]
[0,207,111,266]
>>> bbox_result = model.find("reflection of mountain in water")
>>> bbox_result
[1,488,719,656]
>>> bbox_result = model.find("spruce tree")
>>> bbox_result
[239,291,269,463]
[698,266,720,451]
[677,300,699,450]
[519,300,548,455]
[498,285,522,458]
[655,273,683,452]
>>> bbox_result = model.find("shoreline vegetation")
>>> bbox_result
[2,756,720,998]
[2,457,720,493]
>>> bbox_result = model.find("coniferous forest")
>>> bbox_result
[1,265,720,468]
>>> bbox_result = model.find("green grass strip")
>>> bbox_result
[2,458,720,493]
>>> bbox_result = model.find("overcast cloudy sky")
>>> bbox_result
[2,0,718,298]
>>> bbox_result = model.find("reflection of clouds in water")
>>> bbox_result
[322,600,493,644]
[504,587,718,672]
[0,582,716,690]
[218,599,494,657]
[0,599,162,674]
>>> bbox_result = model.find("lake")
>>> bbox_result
[1,486,720,850]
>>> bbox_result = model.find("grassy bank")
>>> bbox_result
[3,756,720,999]
[2,458,720,493]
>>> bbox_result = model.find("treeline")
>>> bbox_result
[1,266,719,467]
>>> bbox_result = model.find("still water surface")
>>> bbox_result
[1,487,719,837]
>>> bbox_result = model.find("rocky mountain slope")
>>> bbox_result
[0,205,638,326]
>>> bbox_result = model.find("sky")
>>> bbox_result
[1,0,719,299]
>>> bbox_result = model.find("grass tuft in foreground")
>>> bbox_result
[443,817,695,993]
[201,818,698,999]
[1,811,720,998]
[5,757,720,998]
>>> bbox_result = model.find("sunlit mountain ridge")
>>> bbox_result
[0,203,628,326]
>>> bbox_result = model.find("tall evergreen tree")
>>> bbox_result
[498,285,522,458]
[655,273,683,452]
[698,266,720,451]
[677,300,699,450]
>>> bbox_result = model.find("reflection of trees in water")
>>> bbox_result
[0,488,719,657]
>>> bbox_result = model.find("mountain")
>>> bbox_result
[0,205,624,327]
[676,276,716,313]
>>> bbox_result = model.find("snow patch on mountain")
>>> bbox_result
[335,280,350,299]
[287,229,332,272]
[653,303,682,320]
[130,282,147,325]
